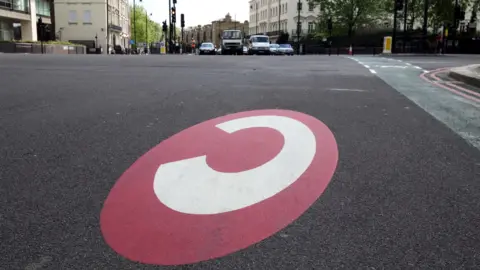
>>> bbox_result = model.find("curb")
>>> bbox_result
[377,53,449,57]
[448,64,480,89]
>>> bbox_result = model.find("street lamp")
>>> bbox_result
[296,0,302,55]
[106,0,109,54]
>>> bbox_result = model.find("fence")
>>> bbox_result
[0,43,86,54]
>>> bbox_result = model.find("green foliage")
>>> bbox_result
[312,0,387,37]
[130,5,163,43]
[313,0,479,37]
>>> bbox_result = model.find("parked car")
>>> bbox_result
[269,44,280,55]
[114,45,125,55]
[199,42,216,55]
[278,44,294,55]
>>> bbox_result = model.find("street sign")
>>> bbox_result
[100,109,338,266]
[130,39,134,45]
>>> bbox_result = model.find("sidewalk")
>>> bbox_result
[449,64,480,89]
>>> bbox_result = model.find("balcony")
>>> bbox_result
[109,24,122,32]
[291,29,315,37]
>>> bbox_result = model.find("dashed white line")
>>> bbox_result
[364,65,370,68]
[414,66,422,69]
[369,69,377,74]
[329,88,367,92]
[406,63,412,66]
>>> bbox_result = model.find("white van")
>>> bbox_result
[247,35,271,55]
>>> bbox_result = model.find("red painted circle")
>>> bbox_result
[100,109,338,266]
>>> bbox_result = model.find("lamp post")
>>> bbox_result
[278,0,281,34]
[296,0,301,55]
[106,0,109,54]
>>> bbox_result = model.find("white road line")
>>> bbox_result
[406,63,412,66]
[423,69,428,73]
[329,88,366,92]
[364,65,370,68]
[397,59,403,62]
[369,69,377,74]
[414,66,422,69]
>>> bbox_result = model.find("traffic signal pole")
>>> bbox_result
[168,0,172,53]
[181,14,185,54]
[393,0,404,54]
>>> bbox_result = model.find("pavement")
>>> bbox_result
[1,54,479,269]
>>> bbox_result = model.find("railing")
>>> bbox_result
[290,29,315,36]
[109,24,122,32]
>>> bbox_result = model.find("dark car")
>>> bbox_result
[199,43,216,55]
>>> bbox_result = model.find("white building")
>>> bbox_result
[0,0,52,41]
[54,0,130,53]
[248,0,321,41]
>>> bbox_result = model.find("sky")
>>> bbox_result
[130,0,250,28]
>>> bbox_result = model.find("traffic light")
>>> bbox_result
[455,6,465,20]
[162,20,167,32]
[297,2,302,11]
[395,0,403,11]
[171,7,176,23]
[181,13,185,28]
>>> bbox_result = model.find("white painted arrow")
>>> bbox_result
[153,115,317,215]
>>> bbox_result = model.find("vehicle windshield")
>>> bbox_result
[279,44,292,48]
[251,36,269,43]
[201,43,214,48]
[270,44,280,48]
[222,31,242,39]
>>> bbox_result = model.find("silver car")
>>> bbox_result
[269,44,280,55]
[278,44,294,55]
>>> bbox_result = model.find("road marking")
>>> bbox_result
[154,115,316,215]
[414,66,422,69]
[406,63,412,66]
[329,88,367,92]
[378,65,408,68]
[364,65,370,68]
[369,69,377,74]
[100,109,339,266]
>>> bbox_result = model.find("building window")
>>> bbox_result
[308,22,314,32]
[36,0,50,16]
[308,1,314,11]
[69,10,77,24]
[83,10,92,24]
[12,0,29,12]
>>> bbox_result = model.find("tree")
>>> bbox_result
[277,32,290,43]
[312,0,388,38]
[130,5,162,44]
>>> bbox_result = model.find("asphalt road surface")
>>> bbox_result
[1,54,479,269]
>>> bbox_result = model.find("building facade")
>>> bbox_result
[183,14,248,48]
[248,0,321,41]
[0,0,51,41]
[54,0,130,53]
